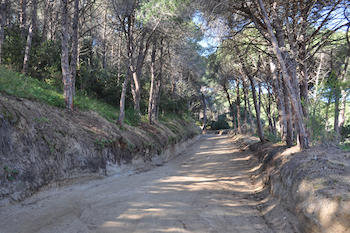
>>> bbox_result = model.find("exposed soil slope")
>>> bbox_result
[0,94,199,203]
[233,134,350,233]
[0,135,295,233]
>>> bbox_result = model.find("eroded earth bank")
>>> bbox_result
[0,135,299,233]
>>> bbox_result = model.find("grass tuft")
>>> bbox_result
[0,66,119,122]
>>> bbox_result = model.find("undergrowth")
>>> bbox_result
[0,66,195,128]
[0,66,120,123]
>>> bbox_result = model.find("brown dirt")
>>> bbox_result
[232,134,350,233]
[0,135,295,233]
[0,94,199,202]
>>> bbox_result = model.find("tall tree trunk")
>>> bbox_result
[339,89,348,129]
[242,79,248,131]
[148,40,157,124]
[258,0,309,149]
[243,79,253,131]
[154,39,164,121]
[283,79,294,146]
[0,0,7,65]
[102,9,107,69]
[248,76,264,142]
[299,39,309,118]
[325,94,331,129]
[20,0,27,39]
[41,0,51,41]
[338,31,350,128]
[22,0,37,74]
[60,0,73,110]
[312,53,324,118]
[222,81,236,129]
[266,85,275,135]
[201,93,207,131]
[236,79,241,133]
[270,60,288,141]
[70,0,79,97]
[22,25,33,74]
[334,85,340,135]
[118,74,130,125]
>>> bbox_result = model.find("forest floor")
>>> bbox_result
[0,135,296,233]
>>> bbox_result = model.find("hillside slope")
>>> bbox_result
[0,94,199,203]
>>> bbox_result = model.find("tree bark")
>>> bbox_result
[118,75,130,125]
[248,76,264,142]
[270,60,288,141]
[242,79,248,131]
[236,79,241,133]
[325,94,331,128]
[20,0,27,39]
[0,0,7,65]
[41,0,51,41]
[339,89,348,129]
[283,79,294,146]
[222,81,236,129]
[154,39,164,120]
[22,0,37,74]
[243,78,253,131]
[257,0,309,149]
[338,29,350,128]
[60,0,73,110]
[148,40,157,124]
[201,92,207,131]
[334,85,340,135]
[70,0,79,97]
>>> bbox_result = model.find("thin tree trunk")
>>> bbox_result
[70,0,79,97]
[148,40,157,124]
[339,89,347,129]
[20,0,27,39]
[325,94,331,129]
[222,81,236,129]
[0,0,6,65]
[258,0,309,149]
[22,25,33,74]
[242,78,248,132]
[102,9,107,69]
[312,53,324,118]
[338,31,350,128]
[334,85,340,135]
[270,61,287,141]
[299,41,309,118]
[266,85,275,135]
[249,76,264,142]
[154,38,164,121]
[201,93,207,131]
[236,79,241,133]
[244,79,254,131]
[41,0,51,41]
[118,74,130,125]
[283,78,294,146]
[60,0,73,110]
[22,0,37,74]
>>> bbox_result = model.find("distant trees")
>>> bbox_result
[0,0,348,148]
[0,0,204,124]
[198,0,349,149]
[0,0,8,65]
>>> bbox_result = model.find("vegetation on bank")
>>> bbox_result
[0,66,193,127]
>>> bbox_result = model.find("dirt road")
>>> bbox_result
[0,135,290,233]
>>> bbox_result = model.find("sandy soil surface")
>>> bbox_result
[0,135,293,233]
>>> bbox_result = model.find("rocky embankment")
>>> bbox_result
[232,134,350,233]
[0,94,199,204]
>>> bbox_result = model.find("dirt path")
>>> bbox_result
[0,135,290,233]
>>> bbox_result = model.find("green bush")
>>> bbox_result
[210,114,230,130]
[340,125,350,139]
